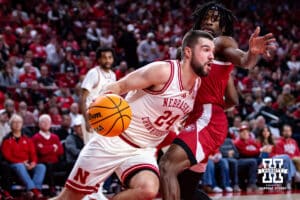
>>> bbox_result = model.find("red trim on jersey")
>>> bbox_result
[177,60,184,91]
[119,134,141,148]
[143,60,174,95]
[65,179,98,194]
[121,164,160,183]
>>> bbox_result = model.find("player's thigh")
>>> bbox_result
[67,136,132,194]
[116,147,159,188]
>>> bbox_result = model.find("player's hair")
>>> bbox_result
[192,1,236,36]
[181,30,214,56]
[96,47,115,59]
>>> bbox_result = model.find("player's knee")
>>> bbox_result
[137,180,159,199]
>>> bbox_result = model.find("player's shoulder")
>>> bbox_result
[142,60,175,83]
[146,60,174,71]
[214,36,238,49]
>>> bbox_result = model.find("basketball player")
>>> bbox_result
[52,30,214,200]
[159,2,277,200]
[80,47,116,200]
[81,47,116,144]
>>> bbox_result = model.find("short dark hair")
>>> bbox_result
[96,47,115,59]
[181,30,214,55]
[192,1,236,36]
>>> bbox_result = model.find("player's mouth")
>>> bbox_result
[202,28,215,35]
[206,62,212,71]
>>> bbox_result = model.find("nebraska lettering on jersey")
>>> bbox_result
[142,117,168,136]
[163,98,190,115]
[74,167,90,184]
[123,60,199,147]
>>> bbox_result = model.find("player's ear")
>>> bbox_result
[183,46,192,59]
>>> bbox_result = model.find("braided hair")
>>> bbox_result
[192,1,237,36]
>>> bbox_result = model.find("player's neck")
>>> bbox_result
[180,60,198,90]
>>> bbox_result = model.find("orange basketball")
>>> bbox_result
[87,94,132,137]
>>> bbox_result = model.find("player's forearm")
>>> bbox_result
[240,50,259,68]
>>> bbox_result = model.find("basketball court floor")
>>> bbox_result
[209,191,300,200]
[151,190,300,200]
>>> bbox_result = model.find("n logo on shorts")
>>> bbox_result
[74,167,90,184]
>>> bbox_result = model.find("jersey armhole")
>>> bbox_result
[143,60,174,95]
[92,68,101,89]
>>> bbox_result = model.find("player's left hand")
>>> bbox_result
[249,27,277,58]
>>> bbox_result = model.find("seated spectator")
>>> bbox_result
[257,125,298,190]
[274,124,300,180]
[4,99,16,118]
[234,124,259,192]
[0,109,10,144]
[32,114,64,196]
[201,150,233,193]
[0,63,18,87]
[53,113,72,141]
[65,117,84,166]
[228,115,242,139]
[18,101,37,132]
[38,65,58,89]
[219,138,242,192]
[69,102,84,127]
[1,114,45,198]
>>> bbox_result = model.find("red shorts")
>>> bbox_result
[175,104,228,166]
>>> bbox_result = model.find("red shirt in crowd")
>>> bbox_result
[274,137,300,158]
[234,137,261,158]
[32,132,64,163]
[1,133,38,163]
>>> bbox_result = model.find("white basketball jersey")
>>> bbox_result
[123,60,200,148]
[82,67,116,107]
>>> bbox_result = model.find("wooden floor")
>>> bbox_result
[209,191,300,200]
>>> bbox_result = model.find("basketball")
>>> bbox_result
[87,94,132,137]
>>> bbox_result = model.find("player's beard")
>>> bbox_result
[190,54,209,77]
[101,63,112,71]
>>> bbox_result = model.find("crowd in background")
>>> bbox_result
[0,0,299,198]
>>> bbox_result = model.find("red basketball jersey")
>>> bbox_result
[186,60,234,125]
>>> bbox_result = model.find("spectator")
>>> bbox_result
[45,37,64,73]
[137,32,161,66]
[1,114,45,198]
[53,113,72,141]
[38,65,58,89]
[100,28,115,48]
[86,21,101,50]
[275,124,300,174]
[257,125,298,189]
[0,63,18,87]
[4,99,15,118]
[65,117,84,165]
[117,24,139,69]
[0,109,10,144]
[201,150,233,193]
[69,102,84,127]
[114,60,128,80]
[18,62,38,87]
[234,124,259,192]
[229,115,242,139]
[56,88,75,112]
[219,138,242,192]
[17,101,36,132]
[32,114,64,196]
